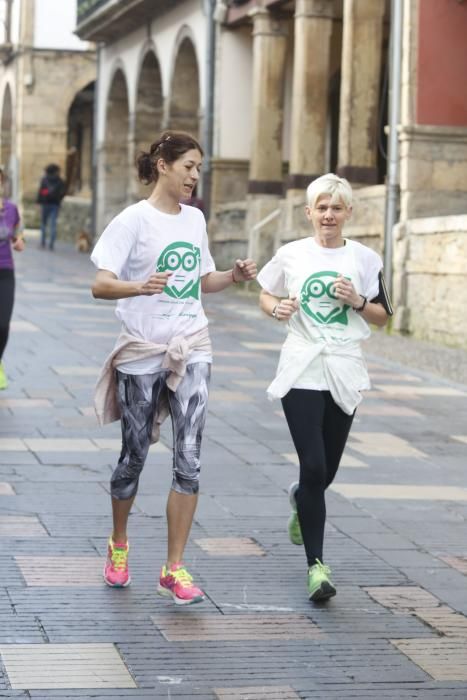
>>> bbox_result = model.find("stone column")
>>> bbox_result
[127,110,140,203]
[337,0,385,184]
[15,0,35,209]
[248,8,288,195]
[19,0,34,45]
[286,0,334,194]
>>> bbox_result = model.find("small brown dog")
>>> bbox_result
[75,230,91,253]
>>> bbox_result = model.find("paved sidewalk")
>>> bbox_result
[0,241,467,699]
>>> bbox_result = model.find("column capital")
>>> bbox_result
[249,7,288,37]
[248,179,284,195]
[294,0,336,20]
[286,173,321,191]
[336,165,378,185]
[343,0,385,22]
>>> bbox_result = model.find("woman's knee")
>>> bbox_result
[110,452,146,499]
[110,473,140,500]
[172,442,201,495]
[299,456,327,491]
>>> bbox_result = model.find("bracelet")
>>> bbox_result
[231,269,238,284]
[271,303,279,319]
[353,295,367,312]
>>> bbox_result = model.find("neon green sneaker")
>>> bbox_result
[308,559,336,602]
[0,363,8,390]
[287,481,303,545]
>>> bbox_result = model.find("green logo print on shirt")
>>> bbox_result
[156,242,201,300]
[300,270,351,325]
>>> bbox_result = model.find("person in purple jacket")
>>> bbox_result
[0,169,24,390]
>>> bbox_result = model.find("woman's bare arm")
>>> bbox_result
[91,269,171,300]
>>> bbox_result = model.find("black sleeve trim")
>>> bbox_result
[370,270,394,315]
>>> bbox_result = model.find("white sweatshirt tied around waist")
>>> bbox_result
[94,326,211,442]
[266,331,369,415]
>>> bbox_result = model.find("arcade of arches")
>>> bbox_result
[0,46,96,229]
[67,82,95,199]
[99,37,200,228]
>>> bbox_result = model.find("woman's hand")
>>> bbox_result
[232,258,257,283]
[139,271,171,296]
[12,237,25,252]
[333,275,361,308]
[273,297,299,321]
[92,269,171,300]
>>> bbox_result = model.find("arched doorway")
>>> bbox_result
[134,51,163,198]
[169,37,200,136]
[67,81,95,197]
[103,68,129,225]
[1,85,13,195]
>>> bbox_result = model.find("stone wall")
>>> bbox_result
[208,200,248,269]
[210,158,249,208]
[399,126,467,221]
[17,49,96,226]
[279,184,386,253]
[57,196,93,244]
[209,182,386,271]
[393,214,467,347]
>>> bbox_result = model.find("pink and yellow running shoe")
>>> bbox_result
[103,537,131,588]
[157,563,205,605]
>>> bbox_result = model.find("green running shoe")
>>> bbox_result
[0,363,8,391]
[287,481,303,545]
[308,559,336,602]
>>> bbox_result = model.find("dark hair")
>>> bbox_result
[136,131,203,185]
[45,163,60,176]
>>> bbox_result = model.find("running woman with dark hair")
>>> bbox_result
[91,131,257,604]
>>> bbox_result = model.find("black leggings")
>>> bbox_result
[281,389,355,567]
[0,269,15,361]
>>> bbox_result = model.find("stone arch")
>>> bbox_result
[57,61,97,124]
[134,49,163,197]
[168,35,200,136]
[102,67,130,225]
[1,84,13,191]
[66,81,95,197]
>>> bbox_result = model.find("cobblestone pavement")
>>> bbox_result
[1,240,467,699]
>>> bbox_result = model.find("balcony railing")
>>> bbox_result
[76,0,186,42]
[77,0,110,23]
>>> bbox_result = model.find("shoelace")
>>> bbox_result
[170,566,194,587]
[314,559,331,576]
[111,546,128,571]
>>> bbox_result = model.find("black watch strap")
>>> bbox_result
[353,295,367,312]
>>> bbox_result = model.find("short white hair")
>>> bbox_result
[306,173,353,209]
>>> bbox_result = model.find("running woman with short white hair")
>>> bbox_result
[258,173,392,601]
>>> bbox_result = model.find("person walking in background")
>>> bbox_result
[257,173,393,602]
[0,168,24,390]
[91,130,257,605]
[37,164,66,250]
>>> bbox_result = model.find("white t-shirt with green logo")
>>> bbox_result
[258,236,382,392]
[91,200,216,374]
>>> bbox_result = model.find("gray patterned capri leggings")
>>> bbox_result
[111,362,211,500]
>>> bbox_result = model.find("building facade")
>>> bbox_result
[76,0,467,346]
[0,0,96,231]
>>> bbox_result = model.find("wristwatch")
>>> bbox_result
[353,295,367,312]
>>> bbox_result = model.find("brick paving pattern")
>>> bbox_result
[0,242,466,698]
